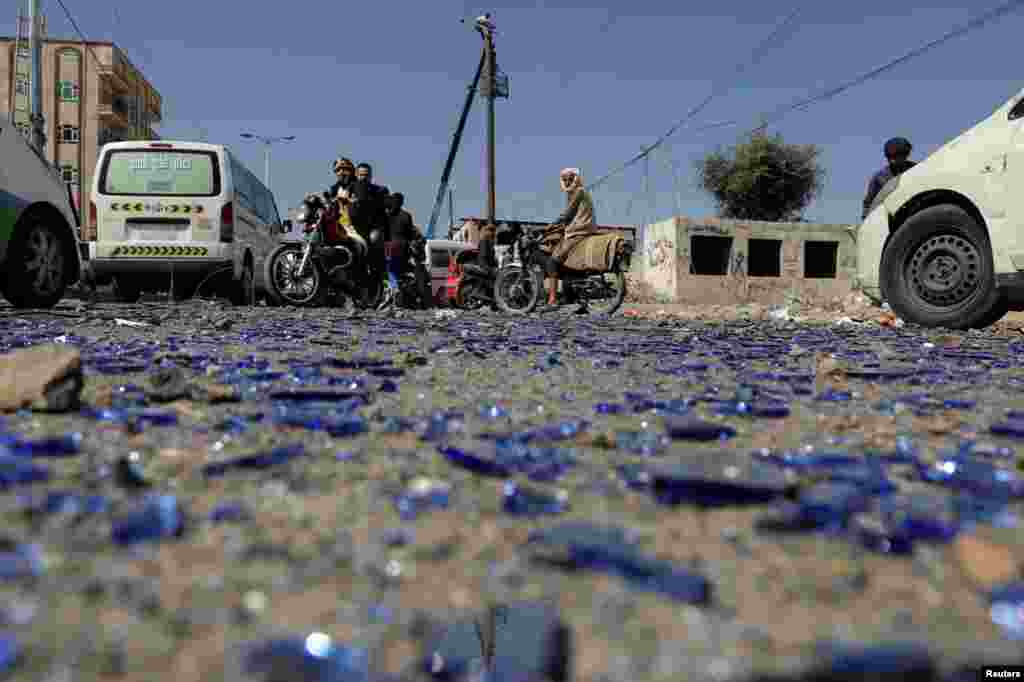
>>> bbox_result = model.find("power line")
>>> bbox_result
[52,0,105,70]
[589,0,1024,197]
[586,5,809,192]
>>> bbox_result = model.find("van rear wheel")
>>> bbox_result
[880,204,1002,329]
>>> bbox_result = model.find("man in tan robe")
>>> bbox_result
[542,167,595,306]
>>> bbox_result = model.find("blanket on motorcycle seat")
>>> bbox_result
[542,228,624,273]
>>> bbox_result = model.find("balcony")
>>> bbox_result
[97,59,131,94]
[97,98,130,127]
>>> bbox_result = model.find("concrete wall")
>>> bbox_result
[639,216,858,305]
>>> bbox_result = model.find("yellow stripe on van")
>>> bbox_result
[109,203,203,214]
[110,246,209,257]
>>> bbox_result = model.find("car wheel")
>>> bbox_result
[880,204,1002,330]
[3,214,72,309]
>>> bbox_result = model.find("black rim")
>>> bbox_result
[497,268,538,312]
[904,232,980,308]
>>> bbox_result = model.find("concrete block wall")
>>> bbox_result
[639,216,858,305]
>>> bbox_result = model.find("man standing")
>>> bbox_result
[386,193,432,308]
[862,137,916,219]
[349,163,390,241]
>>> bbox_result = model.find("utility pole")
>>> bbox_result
[28,0,46,154]
[239,133,295,191]
[477,14,498,227]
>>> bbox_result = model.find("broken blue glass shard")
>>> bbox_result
[419,413,464,442]
[6,432,82,458]
[0,634,18,675]
[269,390,372,406]
[326,416,368,439]
[114,456,151,489]
[664,417,736,442]
[797,483,871,526]
[492,441,577,482]
[756,502,837,534]
[526,522,711,605]
[852,514,915,556]
[990,420,1024,440]
[503,482,569,517]
[878,494,959,543]
[651,454,790,507]
[422,601,570,682]
[613,430,667,456]
[440,446,512,478]
[130,409,180,428]
[593,402,624,415]
[32,491,108,516]
[815,389,853,402]
[112,494,185,546]
[920,455,1024,498]
[203,444,306,477]
[530,420,589,442]
[239,634,370,682]
[813,640,935,676]
[394,478,451,521]
[480,404,509,420]
[617,463,652,491]
[989,582,1024,640]
[0,456,50,488]
[0,543,43,580]
[377,380,398,393]
[209,501,250,524]
[712,400,791,418]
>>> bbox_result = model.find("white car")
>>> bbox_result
[857,87,1024,329]
[0,113,84,308]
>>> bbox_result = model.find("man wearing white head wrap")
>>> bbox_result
[540,167,596,307]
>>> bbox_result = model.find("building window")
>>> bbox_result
[59,165,79,185]
[804,241,839,279]
[16,46,29,59]
[59,125,80,143]
[56,80,80,102]
[15,123,30,139]
[15,77,29,95]
[690,235,733,275]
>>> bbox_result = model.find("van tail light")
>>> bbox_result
[82,201,97,241]
[446,254,460,302]
[220,202,234,243]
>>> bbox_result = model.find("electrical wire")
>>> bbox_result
[51,0,106,69]
[588,0,1024,195]
[586,4,810,192]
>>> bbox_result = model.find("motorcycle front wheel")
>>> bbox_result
[494,264,543,315]
[264,244,322,306]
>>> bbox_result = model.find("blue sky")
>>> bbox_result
[5,0,1023,231]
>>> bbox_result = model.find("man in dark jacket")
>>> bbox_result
[349,163,390,241]
[862,137,916,219]
[327,157,355,199]
[386,192,432,308]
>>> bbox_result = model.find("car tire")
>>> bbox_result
[113,276,142,304]
[2,213,72,309]
[880,204,1002,330]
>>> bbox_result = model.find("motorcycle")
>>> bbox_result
[491,224,633,315]
[263,192,384,308]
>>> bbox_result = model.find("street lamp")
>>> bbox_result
[239,133,295,191]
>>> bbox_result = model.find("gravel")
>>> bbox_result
[0,296,1022,681]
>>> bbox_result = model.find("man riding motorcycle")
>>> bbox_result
[385,192,433,309]
[537,167,596,309]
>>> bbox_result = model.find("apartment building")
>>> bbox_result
[1,19,163,212]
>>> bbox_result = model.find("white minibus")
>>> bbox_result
[86,140,285,303]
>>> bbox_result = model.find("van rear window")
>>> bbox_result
[100,150,220,196]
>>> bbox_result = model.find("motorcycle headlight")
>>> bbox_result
[295,210,308,224]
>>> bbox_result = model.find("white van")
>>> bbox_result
[424,238,474,304]
[85,140,285,303]
[0,113,83,308]
[857,87,1024,329]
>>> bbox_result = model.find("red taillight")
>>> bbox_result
[82,201,97,241]
[220,202,234,242]
[149,143,173,149]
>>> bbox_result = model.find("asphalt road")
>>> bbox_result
[0,297,1022,681]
